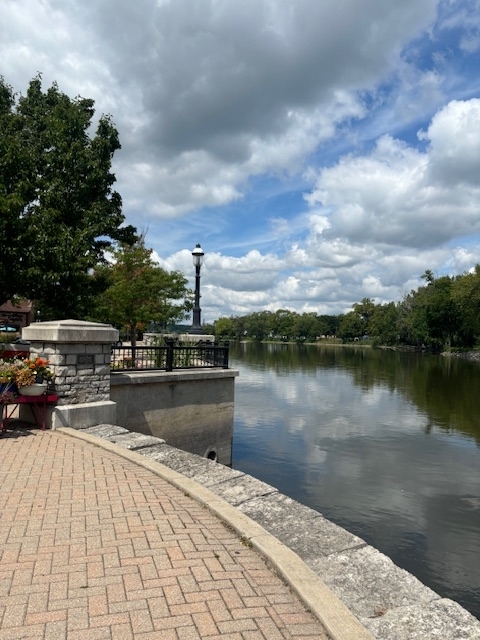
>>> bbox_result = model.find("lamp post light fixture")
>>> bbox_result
[190,243,204,334]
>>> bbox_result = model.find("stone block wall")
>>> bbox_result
[22,319,118,428]
[29,341,112,405]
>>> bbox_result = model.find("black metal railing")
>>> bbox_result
[111,340,229,372]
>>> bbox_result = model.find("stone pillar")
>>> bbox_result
[22,319,118,430]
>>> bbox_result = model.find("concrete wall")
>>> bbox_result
[111,369,239,465]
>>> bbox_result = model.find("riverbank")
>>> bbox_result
[53,423,480,639]
[241,339,480,361]
[442,349,480,361]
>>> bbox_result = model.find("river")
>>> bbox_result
[230,341,480,620]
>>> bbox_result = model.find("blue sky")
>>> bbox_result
[2,0,480,321]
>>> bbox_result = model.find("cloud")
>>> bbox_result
[193,93,480,317]
[1,0,438,216]
[306,98,480,250]
[2,0,480,320]
[424,98,480,186]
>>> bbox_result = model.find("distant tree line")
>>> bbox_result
[210,310,341,343]
[211,267,480,351]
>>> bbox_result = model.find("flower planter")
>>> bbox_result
[13,357,53,391]
[18,383,48,397]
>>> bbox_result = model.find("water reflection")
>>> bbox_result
[231,342,480,619]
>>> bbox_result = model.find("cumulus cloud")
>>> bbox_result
[424,98,480,186]
[2,0,480,320]
[0,0,437,216]
[306,98,480,250]
[195,91,480,317]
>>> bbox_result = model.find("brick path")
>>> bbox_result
[0,429,329,639]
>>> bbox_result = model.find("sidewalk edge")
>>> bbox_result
[57,426,375,640]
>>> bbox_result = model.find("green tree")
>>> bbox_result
[292,312,321,341]
[91,240,192,347]
[337,298,375,342]
[229,315,247,340]
[337,311,365,342]
[451,265,480,347]
[0,75,136,318]
[424,276,460,349]
[397,284,432,347]
[244,311,273,341]
[318,315,341,336]
[369,302,399,346]
[201,321,215,335]
[270,309,296,340]
[397,273,461,349]
[214,317,235,339]
[352,298,376,336]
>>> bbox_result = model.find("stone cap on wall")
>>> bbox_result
[178,334,216,343]
[110,368,239,387]
[22,319,119,344]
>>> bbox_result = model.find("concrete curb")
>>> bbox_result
[58,426,375,640]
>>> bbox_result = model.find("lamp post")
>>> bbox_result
[190,243,204,334]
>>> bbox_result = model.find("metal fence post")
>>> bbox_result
[223,341,229,368]
[165,339,174,372]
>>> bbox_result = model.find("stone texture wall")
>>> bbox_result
[22,319,118,428]
[29,342,112,405]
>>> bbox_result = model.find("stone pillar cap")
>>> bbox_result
[22,319,119,344]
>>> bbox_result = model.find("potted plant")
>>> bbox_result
[14,357,54,396]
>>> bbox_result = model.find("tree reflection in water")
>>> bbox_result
[231,342,480,619]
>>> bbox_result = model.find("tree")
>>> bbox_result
[352,298,376,336]
[369,302,399,346]
[396,273,463,349]
[91,240,192,347]
[292,313,321,341]
[316,315,337,337]
[270,309,296,340]
[0,75,136,318]
[424,276,460,349]
[244,311,273,341]
[451,265,480,347]
[397,288,429,346]
[214,317,235,339]
[337,311,366,342]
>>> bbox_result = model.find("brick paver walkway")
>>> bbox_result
[0,429,329,640]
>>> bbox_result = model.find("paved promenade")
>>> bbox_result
[3,424,480,640]
[0,428,330,640]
